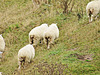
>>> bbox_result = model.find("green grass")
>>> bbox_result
[0,0,100,75]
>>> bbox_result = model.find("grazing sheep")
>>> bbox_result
[18,44,35,70]
[29,23,48,46]
[86,0,100,22]
[0,34,5,52]
[43,23,59,49]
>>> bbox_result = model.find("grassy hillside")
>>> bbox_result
[0,0,100,75]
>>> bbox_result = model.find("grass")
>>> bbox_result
[0,0,100,75]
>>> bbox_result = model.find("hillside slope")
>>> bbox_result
[0,0,100,75]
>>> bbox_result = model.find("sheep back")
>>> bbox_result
[44,23,59,39]
[18,44,35,62]
[29,23,48,45]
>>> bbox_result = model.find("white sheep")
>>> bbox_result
[0,34,5,52]
[29,23,48,46]
[86,0,100,22]
[18,44,35,70]
[43,23,59,49]
[0,72,2,75]
[0,52,3,59]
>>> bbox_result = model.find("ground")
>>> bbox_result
[0,0,100,75]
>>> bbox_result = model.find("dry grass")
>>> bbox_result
[0,0,100,75]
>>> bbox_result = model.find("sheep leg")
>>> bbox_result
[24,57,30,68]
[44,37,49,45]
[91,15,94,22]
[18,57,23,70]
[47,38,50,49]
[88,16,91,23]
[18,61,22,70]
[47,38,54,49]
[45,37,50,49]
[47,44,50,49]
[47,42,52,49]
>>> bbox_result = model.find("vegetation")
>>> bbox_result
[0,0,100,75]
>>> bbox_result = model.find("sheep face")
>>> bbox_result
[33,36,40,46]
[30,35,34,44]
[29,35,40,46]
[88,9,94,22]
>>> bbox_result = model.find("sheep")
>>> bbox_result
[18,44,35,70]
[0,72,2,75]
[43,23,59,49]
[0,34,5,52]
[86,0,100,22]
[0,52,3,59]
[29,23,48,46]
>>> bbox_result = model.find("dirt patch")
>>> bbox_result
[69,53,93,61]
[31,62,71,75]
[14,62,71,75]
[68,48,78,51]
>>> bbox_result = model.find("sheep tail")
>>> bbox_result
[30,35,34,44]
